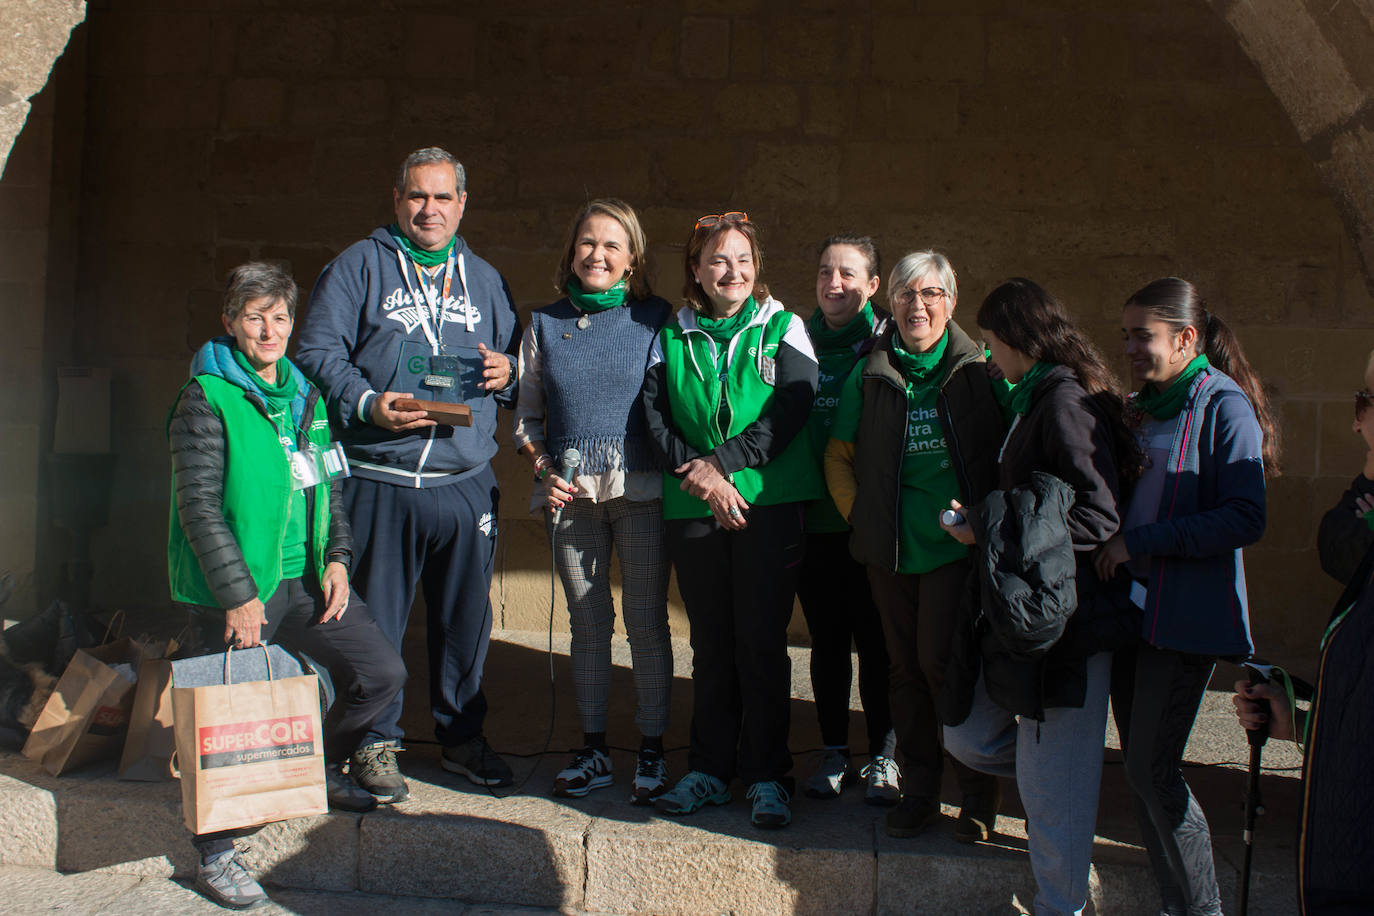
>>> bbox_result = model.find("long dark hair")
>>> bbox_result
[1125,277,1280,475]
[978,277,1140,481]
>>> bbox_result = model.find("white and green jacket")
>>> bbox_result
[642,298,825,520]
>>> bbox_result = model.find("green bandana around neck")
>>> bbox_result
[696,296,759,346]
[890,327,948,386]
[232,349,296,408]
[567,276,629,313]
[1133,353,1210,421]
[390,223,453,267]
[1005,360,1057,416]
[809,301,875,351]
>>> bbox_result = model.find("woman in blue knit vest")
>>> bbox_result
[513,199,675,803]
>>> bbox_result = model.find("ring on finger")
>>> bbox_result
[728,506,742,518]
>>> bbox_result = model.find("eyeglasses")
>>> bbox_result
[694,211,749,230]
[1356,390,1374,416]
[894,286,948,307]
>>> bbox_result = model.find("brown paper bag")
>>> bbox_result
[117,656,176,781]
[21,638,146,775]
[171,647,326,834]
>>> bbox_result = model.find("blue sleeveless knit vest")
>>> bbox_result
[532,296,672,475]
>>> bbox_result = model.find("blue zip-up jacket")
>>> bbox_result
[1123,368,1266,656]
[295,227,521,489]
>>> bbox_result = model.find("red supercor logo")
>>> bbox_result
[197,715,317,769]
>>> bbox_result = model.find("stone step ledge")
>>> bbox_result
[0,748,1295,915]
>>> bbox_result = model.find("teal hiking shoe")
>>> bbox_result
[746,780,792,829]
[654,770,730,815]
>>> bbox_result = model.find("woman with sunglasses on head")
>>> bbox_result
[940,278,1137,916]
[642,211,823,829]
[1094,278,1275,916]
[823,250,1006,840]
[513,199,675,804]
[796,235,900,805]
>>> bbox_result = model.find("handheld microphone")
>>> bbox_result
[551,448,580,524]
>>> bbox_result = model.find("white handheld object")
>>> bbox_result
[940,509,965,527]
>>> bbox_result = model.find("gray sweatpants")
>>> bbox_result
[943,651,1112,916]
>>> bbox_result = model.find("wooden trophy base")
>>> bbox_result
[394,398,473,427]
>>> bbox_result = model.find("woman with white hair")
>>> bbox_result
[824,250,1006,842]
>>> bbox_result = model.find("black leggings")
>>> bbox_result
[796,531,891,755]
[667,502,805,787]
[1111,642,1222,916]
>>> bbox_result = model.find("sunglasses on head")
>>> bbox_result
[694,211,749,230]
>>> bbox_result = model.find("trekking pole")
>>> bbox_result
[1238,662,1272,916]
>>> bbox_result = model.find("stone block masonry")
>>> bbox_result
[0,0,1372,665]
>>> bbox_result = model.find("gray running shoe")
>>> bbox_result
[442,734,514,787]
[349,740,409,803]
[326,762,378,812]
[804,748,855,799]
[862,754,902,807]
[654,770,730,815]
[195,852,269,910]
[747,780,792,829]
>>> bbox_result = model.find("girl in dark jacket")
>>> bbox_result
[941,278,1136,916]
[1096,278,1275,916]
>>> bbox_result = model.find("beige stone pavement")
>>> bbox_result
[0,628,1307,915]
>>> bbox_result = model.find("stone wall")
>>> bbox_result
[1,0,1371,660]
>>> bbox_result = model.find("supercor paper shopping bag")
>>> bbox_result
[171,647,326,834]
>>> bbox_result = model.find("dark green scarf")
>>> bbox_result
[808,301,875,350]
[890,328,948,386]
[1134,354,1210,421]
[697,296,759,347]
[389,223,453,267]
[1005,361,1057,416]
[231,349,301,428]
[567,276,628,313]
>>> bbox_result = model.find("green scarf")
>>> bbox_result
[567,276,628,313]
[890,328,948,386]
[232,349,299,426]
[1005,361,1057,416]
[808,301,875,351]
[697,296,759,347]
[389,223,453,267]
[1134,354,1210,421]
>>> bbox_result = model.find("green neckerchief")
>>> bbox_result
[986,348,1017,421]
[389,223,453,267]
[1006,361,1057,416]
[1134,354,1210,421]
[890,328,948,387]
[808,301,874,351]
[231,349,300,436]
[697,296,759,347]
[567,276,628,314]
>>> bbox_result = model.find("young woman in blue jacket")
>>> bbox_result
[1095,277,1278,916]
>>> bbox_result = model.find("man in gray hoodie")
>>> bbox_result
[296,147,521,802]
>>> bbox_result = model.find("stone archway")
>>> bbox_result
[1205,0,1374,293]
[0,1,86,178]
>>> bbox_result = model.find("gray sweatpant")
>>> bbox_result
[943,651,1113,916]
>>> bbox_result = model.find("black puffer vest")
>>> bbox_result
[847,320,1005,571]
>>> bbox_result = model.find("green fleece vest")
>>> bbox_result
[167,374,334,607]
[658,304,825,519]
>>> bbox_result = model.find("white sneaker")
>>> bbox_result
[804,748,855,799]
[553,747,613,798]
[630,750,669,804]
[863,754,902,807]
